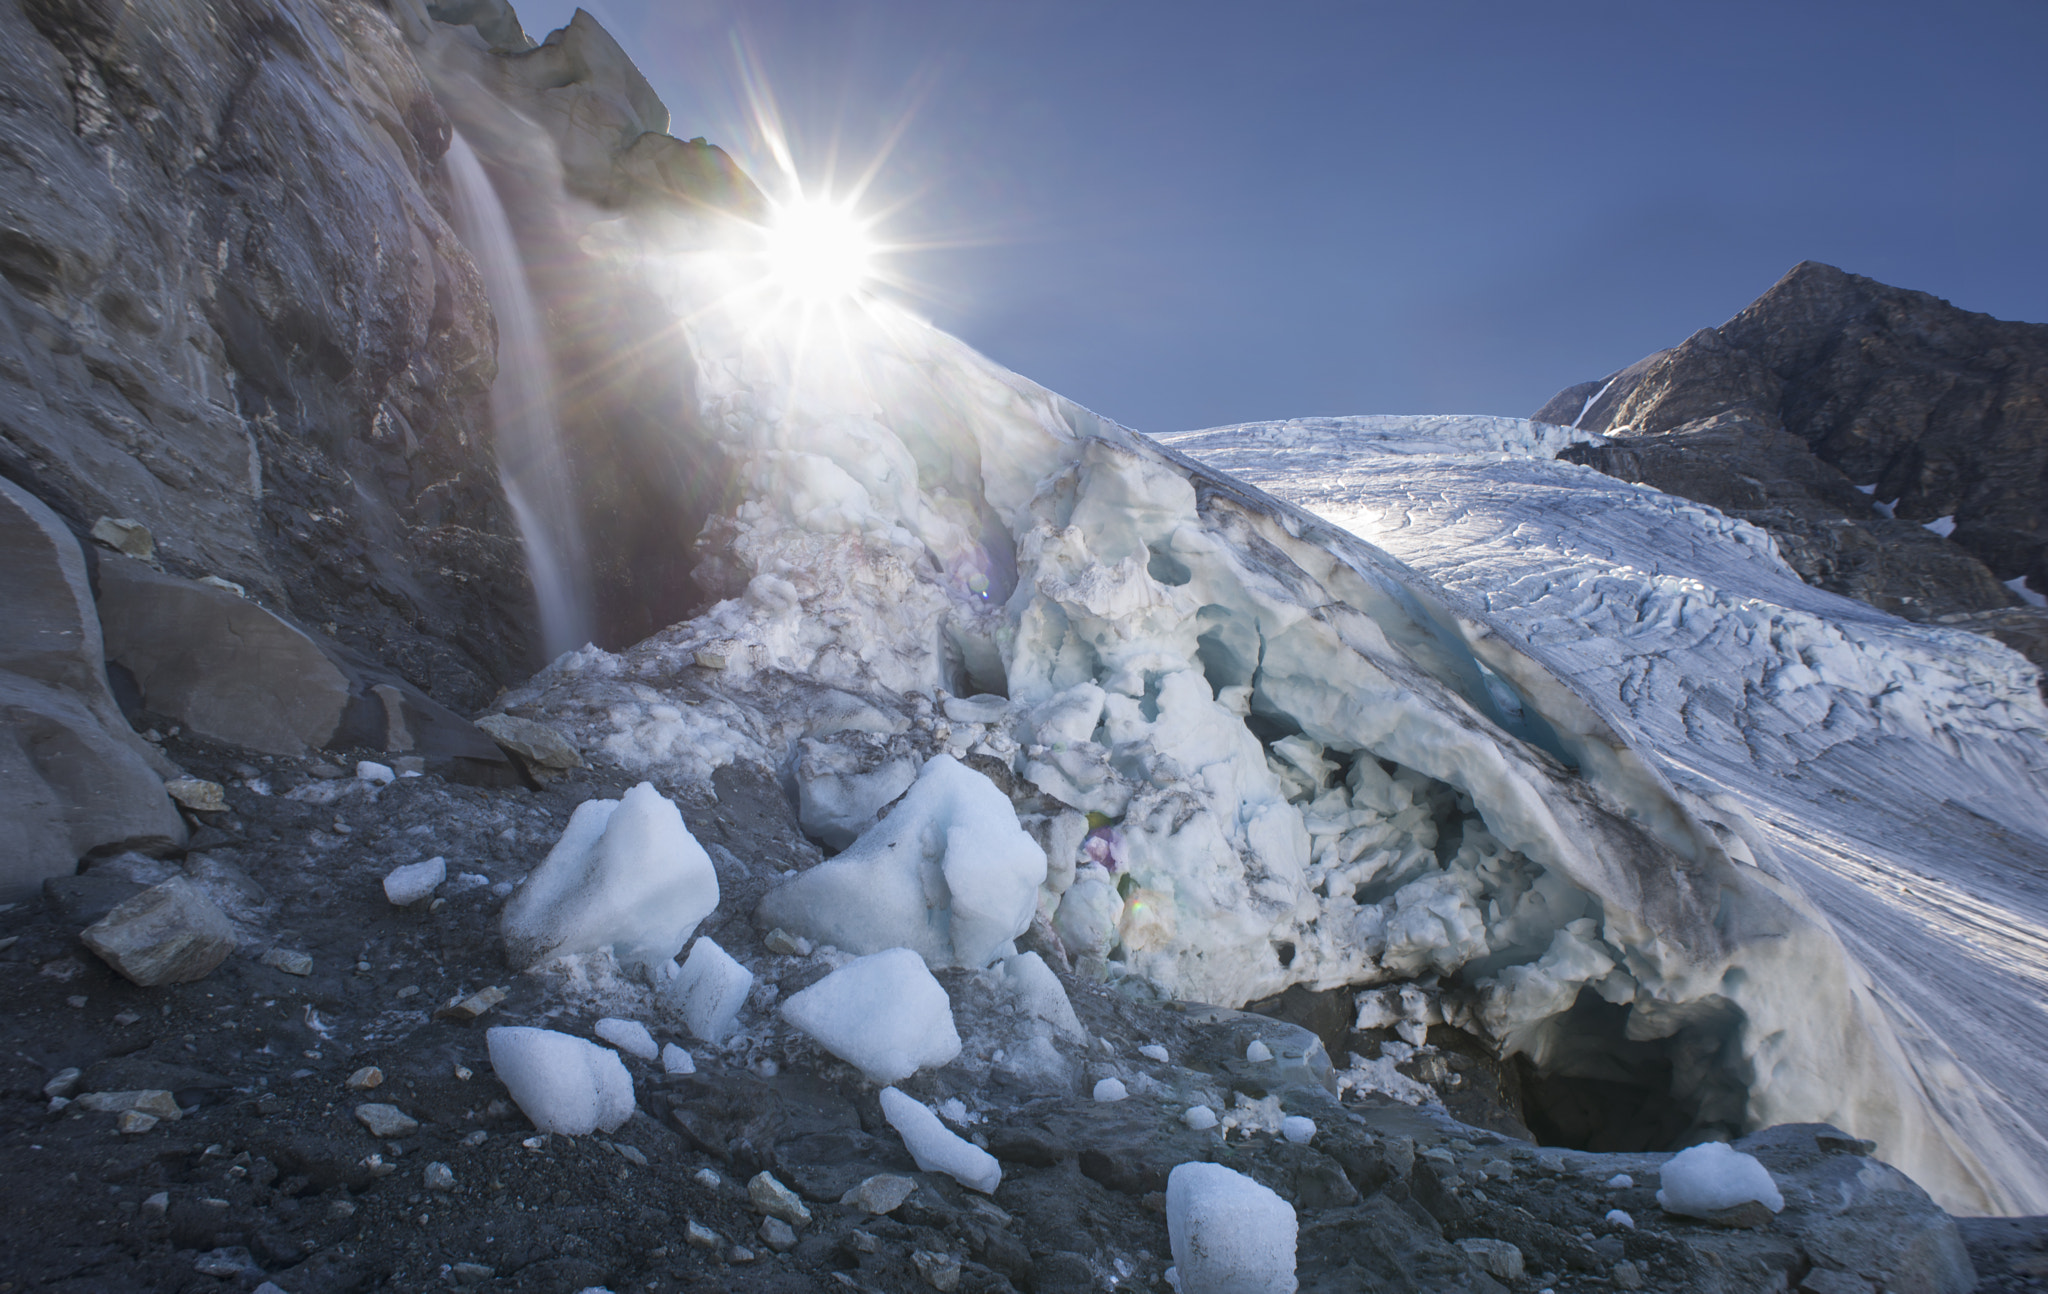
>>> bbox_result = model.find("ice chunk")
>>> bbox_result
[356,760,395,785]
[501,783,718,971]
[1093,1077,1128,1102]
[485,1026,634,1135]
[1140,1044,1170,1063]
[1166,1161,1298,1294]
[779,948,962,1084]
[668,938,753,1043]
[1605,1208,1634,1228]
[878,1086,1001,1193]
[1280,1116,1315,1144]
[661,1043,695,1074]
[593,1017,658,1060]
[383,857,445,906]
[1605,1173,1633,1189]
[755,755,1046,969]
[1184,1104,1218,1130]
[1245,1039,1272,1063]
[1052,873,1123,961]
[1655,1141,1784,1217]
[987,951,1086,1040]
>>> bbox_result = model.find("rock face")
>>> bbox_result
[0,0,532,710]
[0,476,183,899]
[1538,262,2048,639]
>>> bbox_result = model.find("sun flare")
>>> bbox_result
[760,197,877,302]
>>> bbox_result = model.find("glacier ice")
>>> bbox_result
[488,229,2048,1213]
[1166,1161,1297,1294]
[485,1026,634,1135]
[1655,1141,1784,1217]
[501,782,718,972]
[779,947,962,1084]
[667,937,753,1044]
[593,1017,657,1060]
[879,1085,1002,1194]
[755,754,1046,969]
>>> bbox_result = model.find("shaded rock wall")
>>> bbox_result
[0,0,543,710]
[1539,262,2048,635]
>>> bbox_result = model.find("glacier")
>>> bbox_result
[490,231,2048,1213]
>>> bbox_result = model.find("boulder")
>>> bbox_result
[96,555,351,755]
[0,478,184,899]
[79,876,235,986]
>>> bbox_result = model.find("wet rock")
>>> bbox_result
[79,876,234,985]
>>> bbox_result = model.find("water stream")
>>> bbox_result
[442,132,595,660]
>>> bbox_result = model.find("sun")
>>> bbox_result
[759,197,877,302]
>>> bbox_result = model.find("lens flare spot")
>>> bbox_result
[761,198,875,301]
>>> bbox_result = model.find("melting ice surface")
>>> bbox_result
[499,238,2048,1213]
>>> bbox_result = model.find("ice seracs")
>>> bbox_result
[1166,1161,1297,1294]
[778,948,962,1084]
[501,782,718,971]
[755,755,1046,969]
[485,1026,634,1135]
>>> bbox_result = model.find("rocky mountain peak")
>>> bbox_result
[1539,261,2048,650]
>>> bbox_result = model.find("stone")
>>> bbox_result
[435,986,508,1021]
[1799,1271,1876,1294]
[0,479,185,900]
[748,1171,811,1227]
[163,778,227,813]
[424,1162,456,1191]
[841,1173,917,1215]
[475,713,584,775]
[96,556,352,755]
[347,1068,385,1091]
[757,1216,797,1253]
[141,1192,169,1219]
[42,1069,80,1100]
[685,1221,721,1249]
[261,948,313,976]
[116,1110,160,1135]
[1456,1237,1524,1281]
[89,517,154,559]
[354,1104,420,1137]
[79,878,235,986]
[913,1250,962,1292]
[76,1090,182,1120]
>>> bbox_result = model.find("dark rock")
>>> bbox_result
[42,873,145,926]
[983,1124,1067,1167]
[1541,261,2048,662]
[0,477,184,898]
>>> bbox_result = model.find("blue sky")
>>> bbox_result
[509,1,2048,433]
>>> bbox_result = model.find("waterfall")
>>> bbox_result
[442,132,596,660]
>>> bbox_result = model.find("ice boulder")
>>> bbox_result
[383,856,445,906]
[668,937,753,1043]
[1656,1141,1785,1217]
[780,948,961,1084]
[485,1026,635,1135]
[1166,1161,1298,1294]
[879,1086,1002,1193]
[593,1017,658,1060]
[501,783,718,971]
[755,755,1045,969]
